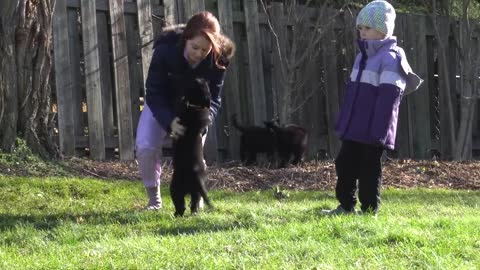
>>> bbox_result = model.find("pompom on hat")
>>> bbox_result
[356,1,396,37]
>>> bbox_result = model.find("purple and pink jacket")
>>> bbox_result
[335,37,422,150]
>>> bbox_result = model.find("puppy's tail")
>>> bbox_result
[231,114,245,133]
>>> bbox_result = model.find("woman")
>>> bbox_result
[135,11,235,210]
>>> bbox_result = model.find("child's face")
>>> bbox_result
[357,25,386,40]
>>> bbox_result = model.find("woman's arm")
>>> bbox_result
[207,67,227,122]
[145,44,176,132]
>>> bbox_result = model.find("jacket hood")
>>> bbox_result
[153,24,186,49]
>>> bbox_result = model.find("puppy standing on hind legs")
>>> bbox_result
[170,78,213,217]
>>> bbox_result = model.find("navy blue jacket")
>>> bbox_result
[145,27,227,132]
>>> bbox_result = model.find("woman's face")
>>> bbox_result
[357,25,386,40]
[185,34,212,66]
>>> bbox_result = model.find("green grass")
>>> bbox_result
[1,176,479,269]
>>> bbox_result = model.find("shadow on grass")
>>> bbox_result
[0,208,259,237]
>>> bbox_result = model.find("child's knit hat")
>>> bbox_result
[356,1,396,37]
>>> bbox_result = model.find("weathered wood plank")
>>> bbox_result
[270,2,286,123]
[66,9,84,138]
[218,0,242,160]
[67,0,163,16]
[437,16,454,158]
[397,14,414,157]
[184,0,205,20]
[260,24,274,119]
[81,0,106,160]
[53,0,76,156]
[243,0,267,124]
[163,0,181,26]
[323,29,341,157]
[108,0,135,160]
[405,14,431,159]
[125,15,142,136]
[136,0,154,92]
[232,25,251,124]
[395,14,412,158]
[96,11,116,158]
[96,12,115,141]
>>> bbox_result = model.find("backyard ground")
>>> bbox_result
[1,156,479,191]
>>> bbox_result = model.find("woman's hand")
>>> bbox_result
[170,117,185,139]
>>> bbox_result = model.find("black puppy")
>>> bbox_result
[231,114,277,166]
[170,78,213,217]
[264,120,308,168]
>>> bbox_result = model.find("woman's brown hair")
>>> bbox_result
[183,11,235,69]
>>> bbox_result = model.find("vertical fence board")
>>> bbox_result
[395,15,411,158]
[437,17,454,158]
[401,14,415,157]
[185,0,205,20]
[270,3,285,123]
[323,28,341,157]
[136,0,154,94]
[108,0,135,160]
[163,0,176,26]
[406,15,431,159]
[96,12,115,144]
[125,15,142,136]
[218,0,242,159]
[67,9,84,140]
[243,0,267,124]
[53,0,76,156]
[81,0,106,160]
[260,24,274,119]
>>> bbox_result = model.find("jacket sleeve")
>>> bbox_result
[207,67,227,122]
[370,84,402,145]
[145,45,175,132]
[370,52,405,145]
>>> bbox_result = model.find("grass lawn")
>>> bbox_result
[0,176,479,269]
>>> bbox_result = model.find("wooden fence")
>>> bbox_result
[52,0,480,162]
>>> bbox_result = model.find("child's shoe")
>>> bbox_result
[144,186,162,210]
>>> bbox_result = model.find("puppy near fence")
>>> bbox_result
[170,78,213,217]
[263,120,308,168]
[231,114,277,166]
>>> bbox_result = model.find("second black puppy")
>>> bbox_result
[171,78,213,217]
[231,114,277,166]
[264,121,308,168]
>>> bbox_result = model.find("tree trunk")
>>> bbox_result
[0,0,58,158]
[0,2,19,152]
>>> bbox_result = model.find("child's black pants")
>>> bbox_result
[334,140,384,212]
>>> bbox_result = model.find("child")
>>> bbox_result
[325,0,422,215]
[135,11,235,210]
